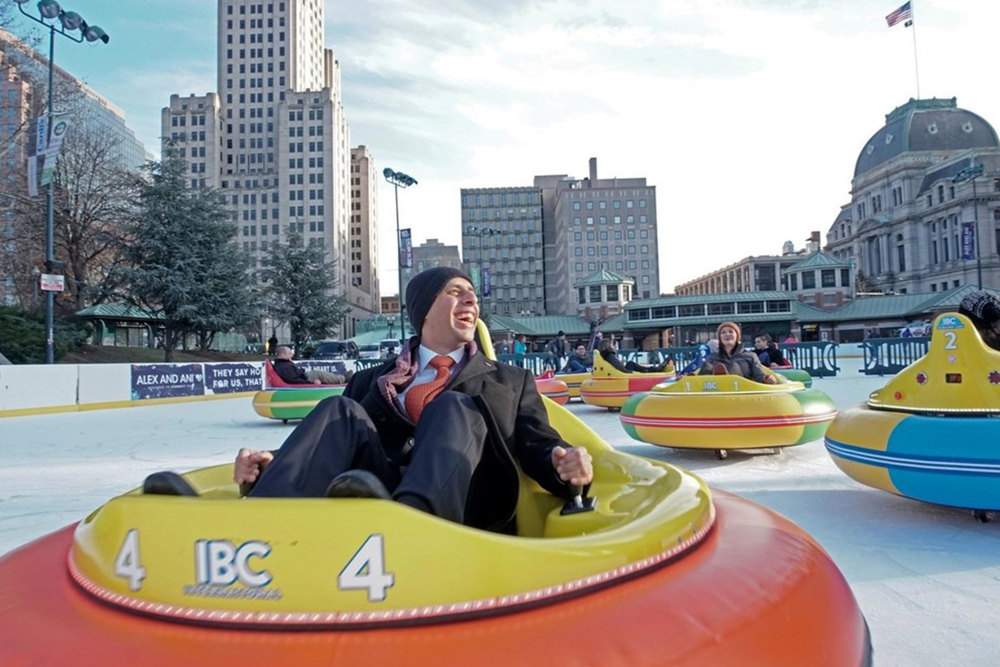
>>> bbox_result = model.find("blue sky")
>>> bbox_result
[12,0,1000,295]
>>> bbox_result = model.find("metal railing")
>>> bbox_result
[497,353,553,375]
[859,336,929,376]
[645,342,841,377]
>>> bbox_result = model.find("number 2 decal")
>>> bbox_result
[943,331,958,350]
[338,534,394,601]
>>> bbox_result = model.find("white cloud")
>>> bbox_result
[43,0,1000,297]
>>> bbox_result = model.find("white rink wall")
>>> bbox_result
[0,359,359,414]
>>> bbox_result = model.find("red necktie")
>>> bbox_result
[405,355,455,422]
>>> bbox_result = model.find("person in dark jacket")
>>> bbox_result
[272,346,344,384]
[702,322,776,383]
[753,334,788,368]
[597,335,671,373]
[234,267,593,533]
[564,344,593,373]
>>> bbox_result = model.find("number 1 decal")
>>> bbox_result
[338,534,394,601]
[113,529,146,591]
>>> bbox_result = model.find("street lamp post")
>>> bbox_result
[952,163,985,289]
[15,0,109,364]
[465,225,500,304]
[383,167,417,340]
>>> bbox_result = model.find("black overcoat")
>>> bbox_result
[345,353,572,531]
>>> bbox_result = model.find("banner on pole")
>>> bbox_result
[482,266,492,299]
[961,222,976,260]
[399,228,413,269]
[26,116,47,197]
[39,114,71,187]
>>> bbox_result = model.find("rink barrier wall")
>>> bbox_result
[0,359,358,417]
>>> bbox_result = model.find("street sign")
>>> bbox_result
[40,273,65,292]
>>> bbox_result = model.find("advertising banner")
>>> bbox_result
[399,228,413,268]
[470,265,481,294]
[131,363,205,400]
[40,114,71,187]
[300,360,348,377]
[961,222,976,260]
[205,363,262,394]
[26,116,46,197]
[482,266,492,298]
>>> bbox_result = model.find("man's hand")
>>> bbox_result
[551,446,593,487]
[234,448,274,484]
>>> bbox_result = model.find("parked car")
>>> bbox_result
[311,340,359,360]
[358,343,381,359]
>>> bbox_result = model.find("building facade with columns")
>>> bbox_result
[825,97,1000,294]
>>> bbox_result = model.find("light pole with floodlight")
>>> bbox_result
[14,0,109,363]
[383,167,417,339]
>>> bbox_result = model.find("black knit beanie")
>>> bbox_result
[405,266,472,334]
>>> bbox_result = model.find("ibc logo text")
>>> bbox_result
[194,539,272,587]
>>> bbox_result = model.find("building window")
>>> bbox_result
[707,303,734,315]
[821,269,836,288]
[802,271,816,289]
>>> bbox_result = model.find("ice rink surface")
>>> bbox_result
[2,354,999,665]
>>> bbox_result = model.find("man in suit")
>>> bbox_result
[234,267,592,532]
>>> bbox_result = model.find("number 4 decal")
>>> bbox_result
[113,529,146,591]
[338,534,394,601]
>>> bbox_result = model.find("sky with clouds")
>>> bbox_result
[14,0,1000,295]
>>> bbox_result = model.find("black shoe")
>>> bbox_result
[325,470,391,500]
[143,471,198,496]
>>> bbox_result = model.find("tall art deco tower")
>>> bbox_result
[163,0,380,335]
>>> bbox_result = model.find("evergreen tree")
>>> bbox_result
[118,147,256,361]
[264,226,348,352]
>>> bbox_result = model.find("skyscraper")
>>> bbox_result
[163,1,369,336]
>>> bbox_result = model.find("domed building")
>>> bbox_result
[825,97,1000,295]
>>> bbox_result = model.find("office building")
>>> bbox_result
[459,186,544,316]
[163,0,371,338]
[460,157,659,317]
[538,158,660,311]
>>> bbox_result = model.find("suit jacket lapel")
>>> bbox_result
[450,353,495,388]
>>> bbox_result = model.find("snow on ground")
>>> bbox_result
[1,351,999,665]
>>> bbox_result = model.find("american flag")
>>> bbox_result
[886,2,913,27]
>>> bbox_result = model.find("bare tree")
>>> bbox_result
[51,131,138,311]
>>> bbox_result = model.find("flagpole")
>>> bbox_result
[909,1,920,98]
